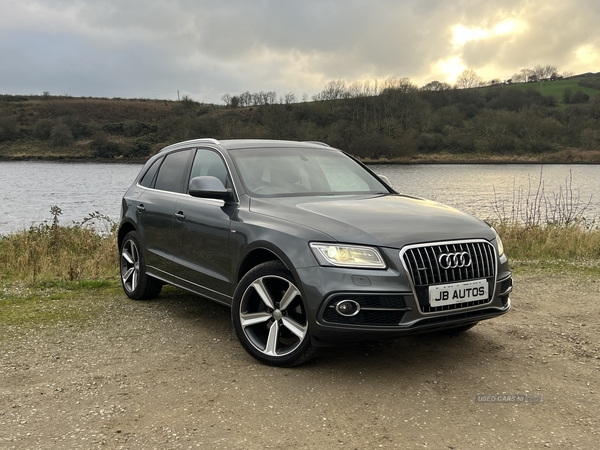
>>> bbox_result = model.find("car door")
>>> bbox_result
[172,148,234,300]
[136,149,193,274]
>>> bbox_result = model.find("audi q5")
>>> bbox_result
[118,139,512,366]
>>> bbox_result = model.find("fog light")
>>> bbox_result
[335,300,360,317]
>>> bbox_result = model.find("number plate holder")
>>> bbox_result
[428,279,488,307]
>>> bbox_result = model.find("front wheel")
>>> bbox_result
[120,231,162,300]
[232,261,315,367]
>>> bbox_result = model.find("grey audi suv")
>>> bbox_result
[118,138,512,366]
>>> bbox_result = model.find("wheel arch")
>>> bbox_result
[118,221,137,250]
[236,247,285,284]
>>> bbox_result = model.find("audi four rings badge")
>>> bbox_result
[438,252,472,269]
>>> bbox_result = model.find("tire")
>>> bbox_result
[119,231,162,300]
[232,261,316,367]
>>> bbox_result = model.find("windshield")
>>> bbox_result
[229,147,389,197]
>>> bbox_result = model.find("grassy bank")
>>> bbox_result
[0,208,117,288]
[3,147,600,165]
[1,215,599,292]
[361,148,600,164]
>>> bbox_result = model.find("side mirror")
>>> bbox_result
[377,174,392,188]
[189,176,232,201]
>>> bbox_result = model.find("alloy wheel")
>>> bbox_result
[120,238,140,293]
[239,275,308,357]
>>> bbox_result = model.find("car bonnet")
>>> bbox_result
[249,194,495,248]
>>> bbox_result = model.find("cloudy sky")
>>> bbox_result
[1,0,599,103]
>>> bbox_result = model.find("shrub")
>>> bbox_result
[123,120,158,137]
[417,133,445,153]
[91,133,123,158]
[101,122,125,134]
[571,90,590,104]
[127,133,158,157]
[50,123,75,147]
[0,115,18,142]
[33,119,56,140]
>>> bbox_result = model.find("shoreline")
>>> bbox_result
[1,148,600,165]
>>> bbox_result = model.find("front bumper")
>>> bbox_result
[295,246,512,345]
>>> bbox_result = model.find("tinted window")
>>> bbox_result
[139,157,162,188]
[190,149,229,188]
[154,150,192,193]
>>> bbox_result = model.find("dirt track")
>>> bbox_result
[1,272,599,449]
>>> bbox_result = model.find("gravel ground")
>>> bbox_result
[1,272,599,449]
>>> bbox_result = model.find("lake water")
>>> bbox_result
[1,161,599,235]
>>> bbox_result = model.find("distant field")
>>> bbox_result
[487,77,600,104]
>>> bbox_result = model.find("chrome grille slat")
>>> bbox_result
[416,247,428,285]
[401,240,497,313]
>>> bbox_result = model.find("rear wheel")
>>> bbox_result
[232,261,315,366]
[120,231,162,300]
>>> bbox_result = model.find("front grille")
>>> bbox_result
[401,240,497,313]
[322,294,407,326]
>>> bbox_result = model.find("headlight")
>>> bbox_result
[310,243,386,269]
[490,226,505,257]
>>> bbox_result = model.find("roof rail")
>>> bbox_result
[159,138,221,153]
[194,138,220,145]
[302,141,330,147]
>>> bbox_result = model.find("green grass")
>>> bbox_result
[0,285,123,333]
[498,78,600,104]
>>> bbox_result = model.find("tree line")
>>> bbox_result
[0,70,599,160]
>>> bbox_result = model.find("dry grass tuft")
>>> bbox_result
[0,208,118,284]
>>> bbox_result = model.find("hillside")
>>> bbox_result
[1,74,599,163]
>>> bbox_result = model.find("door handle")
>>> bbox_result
[136,204,146,212]
[174,211,186,220]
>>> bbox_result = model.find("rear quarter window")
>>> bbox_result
[154,150,193,193]
[139,157,163,188]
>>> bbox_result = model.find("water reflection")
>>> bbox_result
[0,161,143,234]
[1,161,598,235]
[375,164,600,222]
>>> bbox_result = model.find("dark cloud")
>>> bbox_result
[0,0,598,102]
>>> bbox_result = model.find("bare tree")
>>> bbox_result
[283,92,297,104]
[361,80,375,97]
[221,93,232,106]
[262,91,277,105]
[347,81,363,98]
[239,91,252,107]
[533,65,557,81]
[520,68,535,82]
[455,69,483,89]
[511,72,525,83]
[421,80,452,91]
[320,80,347,100]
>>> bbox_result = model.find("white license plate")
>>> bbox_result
[428,279,488,307]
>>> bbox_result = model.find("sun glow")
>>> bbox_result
[436,57,466,82]
[452,19,521,48]
[452,25,488,47]
[575,44,600,65]
[494,20,517,35]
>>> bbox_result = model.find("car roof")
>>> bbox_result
[159,138,332,153]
